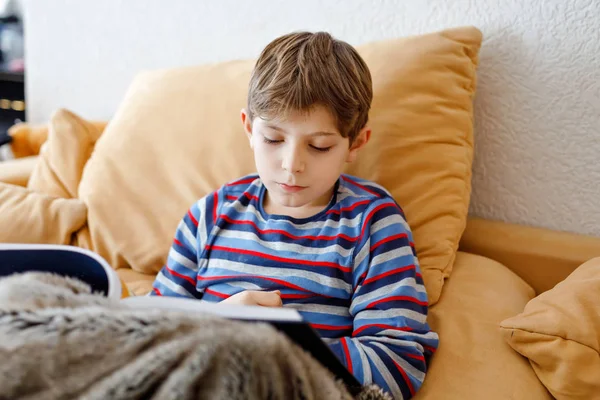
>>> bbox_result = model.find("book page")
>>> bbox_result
[122,296,303,322]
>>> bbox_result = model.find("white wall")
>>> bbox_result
[23,0,600,237]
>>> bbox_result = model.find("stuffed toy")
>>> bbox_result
[0,119,108,159]
[0,121,49,158]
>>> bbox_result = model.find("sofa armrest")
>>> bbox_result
[459,217,600,295]
[0,156,39,186]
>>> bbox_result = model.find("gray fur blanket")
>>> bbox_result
[0,272,390,400]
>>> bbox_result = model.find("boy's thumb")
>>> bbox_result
[256,290,282,306]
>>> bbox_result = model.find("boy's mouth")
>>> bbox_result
[278,183,307,193]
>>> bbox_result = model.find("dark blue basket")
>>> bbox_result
[0,244,120,297]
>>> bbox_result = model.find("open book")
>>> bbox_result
[0,244,361,394]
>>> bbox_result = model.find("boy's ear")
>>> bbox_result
[240,109,253,148]
[346,126,371,163]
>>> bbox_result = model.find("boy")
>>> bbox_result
[151,31,438,399]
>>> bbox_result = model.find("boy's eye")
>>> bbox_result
[310,145,332,152]
[262,136,331,152]
[263,137,283,144]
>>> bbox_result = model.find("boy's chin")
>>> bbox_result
[266,190,318,211]
[271,193,309,208]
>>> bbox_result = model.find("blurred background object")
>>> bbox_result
[0,0,24,159]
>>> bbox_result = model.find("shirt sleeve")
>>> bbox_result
[150,189,222,298]
[327,198,439,400]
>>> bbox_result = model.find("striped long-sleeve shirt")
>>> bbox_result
[151,174,438,399]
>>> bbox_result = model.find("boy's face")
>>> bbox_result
[241,105,370,217]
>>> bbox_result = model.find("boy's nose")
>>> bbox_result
[282,148,305,173]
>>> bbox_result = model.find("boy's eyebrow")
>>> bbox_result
[265,124,285,132]
[264,124,338,137]
[309,131,338,137]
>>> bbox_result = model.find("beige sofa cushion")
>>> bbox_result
[0,182,87,245]
[0,156,38,187]
[28,109,105,199]
[415,251,552,399]
[500,257,600,399]
[78,27,482,304]
[115,267,156,297]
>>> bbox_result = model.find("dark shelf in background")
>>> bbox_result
[0,14,26,134]
[0,69,24,83]
[0,64,25,131]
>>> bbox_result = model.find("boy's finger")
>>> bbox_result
[254,291,282,307]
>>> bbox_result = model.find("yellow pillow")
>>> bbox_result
[0,156,38,187]
[78,27,482,304]
[0,182,87,245]
[416,252,552,399]
[28,109,105,199]
[500,257,600,399]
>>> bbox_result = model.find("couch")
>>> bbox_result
[1,26,599,399]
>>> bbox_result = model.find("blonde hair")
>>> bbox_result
[247,32,373,143]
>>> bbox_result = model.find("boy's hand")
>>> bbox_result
[221,290,282,307]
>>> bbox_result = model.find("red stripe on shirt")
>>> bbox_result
[310,323,353,331]
[225,195,238,201]
[358,202,397,242]
[341,176,381,197]
[280,293,313,299]
[393,360,416,396]
[227,177,257,186]
[341,337,353,374]
[197,274,311,292]
[365,295,428,310]
[153,287,162,296]
[219,215,358,242]
[362,265,416,286]
[423,345,437,354]
[352,323,413,337]
[370,233,409,252]
[174,238,183,247]
[405,353,425,362]
[205,288,229,299]
[206,245,351,273]
[243,192,260,202]
[165,265,196,286]
[187,209,199,227]
[326,199,371,215]
[213,191,219,223]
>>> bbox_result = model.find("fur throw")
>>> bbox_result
[0,272,391,400]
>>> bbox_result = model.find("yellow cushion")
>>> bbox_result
[8,120,52,158]
[500,257,600,399]
[78,27,482,305]
[115,267,156,297]
[0,156,38,187]
[345,27,481,304]
[0,182,87,245]
[28,109,105,199]
[415,252,552,400]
